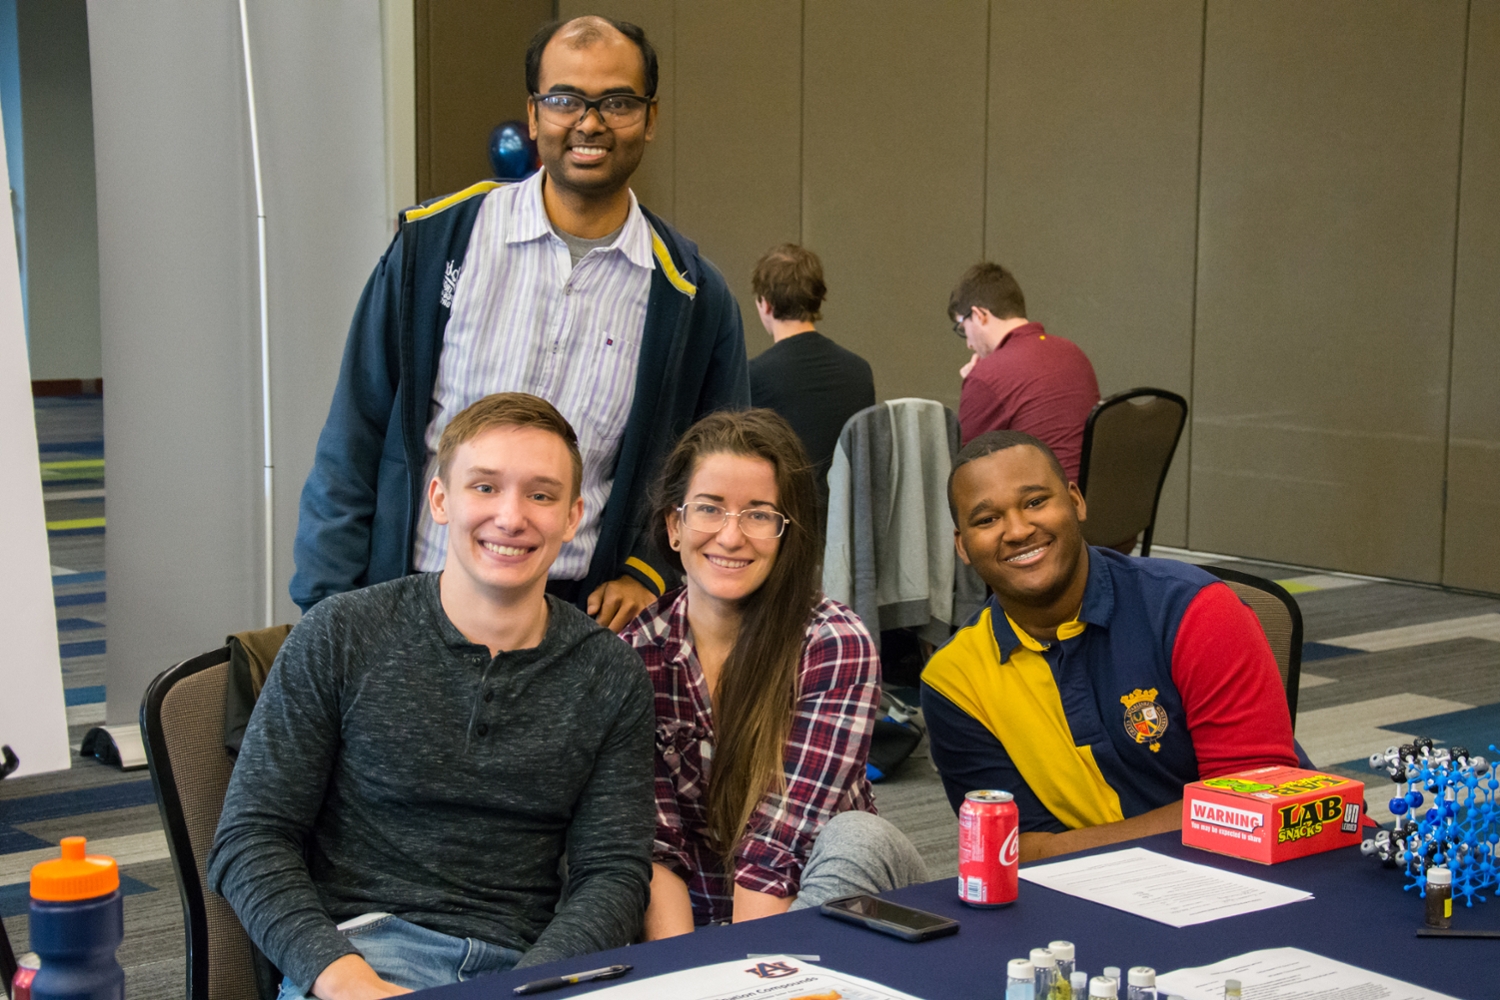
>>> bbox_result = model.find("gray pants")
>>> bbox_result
[788,811,929,910]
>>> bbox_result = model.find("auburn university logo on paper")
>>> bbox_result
[746,961,800,979]
[1120,688,1168,753]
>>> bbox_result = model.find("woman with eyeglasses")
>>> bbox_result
[621,409,925,937]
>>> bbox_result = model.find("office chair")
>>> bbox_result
[1076,388,1188,556]
[1206,566,1305,729]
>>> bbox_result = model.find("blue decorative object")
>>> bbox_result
[1363,740,1499,908]
[489,121,538,180]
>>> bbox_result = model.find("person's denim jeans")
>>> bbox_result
[276,913,523,1000]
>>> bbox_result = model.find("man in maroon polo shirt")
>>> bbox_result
[949,263,1099,483]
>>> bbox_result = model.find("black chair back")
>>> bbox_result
[141,648,263,1000]
[1205,566,1304,729]
[1077,388,1188,555]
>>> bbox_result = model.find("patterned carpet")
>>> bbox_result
[3,395,1497,1000]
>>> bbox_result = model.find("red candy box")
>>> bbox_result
[1182,765,1365,864]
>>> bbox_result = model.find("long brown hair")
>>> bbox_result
[651,409,821,856]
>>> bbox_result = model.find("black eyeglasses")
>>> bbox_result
[676,502,791,539]
[952,309,972,338]
[531,92,655,128]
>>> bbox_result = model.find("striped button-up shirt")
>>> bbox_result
[621,589,881,924]
[413,169,654,578]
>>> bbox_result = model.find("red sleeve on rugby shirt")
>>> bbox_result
[1171,582,1298,779]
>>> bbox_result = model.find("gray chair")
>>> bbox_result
[1206,566,1304,730]
[1076,388,1188,556]
[141,647,267,1000]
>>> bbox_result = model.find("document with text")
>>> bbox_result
[1017,846,1312,927]
[1156,947,1460,1000]
[577,954,928,1000]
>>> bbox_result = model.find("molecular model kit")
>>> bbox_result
[1360,739,1499,906]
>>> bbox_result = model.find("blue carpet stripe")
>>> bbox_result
[1303,641,1361,661]
[38,440,105,456]
[58,617,105,631]
[0,827,54,854]
[52,570,106,585]
[48,526,106,537]
[63,686,106,706]
[61,640,107,658]
[1,873,155,918]
[0,780,156,825]
[55,591,105,608]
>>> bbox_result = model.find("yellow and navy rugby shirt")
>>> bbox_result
[920,548,1297,833]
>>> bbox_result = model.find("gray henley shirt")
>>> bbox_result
[206,573,654,990]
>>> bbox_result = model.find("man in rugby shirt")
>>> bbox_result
[922,431,1298,862]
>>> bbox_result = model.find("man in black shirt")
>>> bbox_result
[747,244,876,524]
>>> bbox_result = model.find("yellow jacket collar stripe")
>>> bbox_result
[403,181,697,299]
[650,229,697,298]
[403,180,505,224]
[923,606,1124,830]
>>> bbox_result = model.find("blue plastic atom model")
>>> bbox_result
[1360,739,1499,907]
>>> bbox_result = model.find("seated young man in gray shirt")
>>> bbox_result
[207,393,654,1000]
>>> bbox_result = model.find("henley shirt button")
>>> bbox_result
[476,723,489,737]
[484,691,494,703]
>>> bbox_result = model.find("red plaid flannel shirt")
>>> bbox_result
[621,588,880,925]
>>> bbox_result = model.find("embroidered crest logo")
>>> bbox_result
[440,260,461,309]
[1120,687,1168,753]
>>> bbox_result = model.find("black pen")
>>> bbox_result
[513,963,633,995]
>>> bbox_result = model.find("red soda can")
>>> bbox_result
[958,789,1018,906]
[12,952,39,1000]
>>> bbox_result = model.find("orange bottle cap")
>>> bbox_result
[30,836,119,901]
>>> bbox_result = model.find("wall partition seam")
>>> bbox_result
[1183,0,1208,551]
[237,0,275,628]
[1437,0,1473,582]
[980,0,990,261]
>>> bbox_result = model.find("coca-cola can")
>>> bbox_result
[12,952,39,1000]
[958,789,1018,907]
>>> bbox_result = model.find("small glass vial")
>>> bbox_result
[1425,865,1453,929]
[1072,972,1090,999]
[1031,948,1059,1000]
[1089,975,1119,999]
[1127,967,1157,1000]
[1224,979,1242,1000]
[1007,959,1037,1000]
[1050,941,1076,999]
[1103,967,1122,993]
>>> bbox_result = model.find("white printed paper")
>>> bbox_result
[1157,946,1459,1000]
[578,954,928,1000]
[1017,846,1312,927]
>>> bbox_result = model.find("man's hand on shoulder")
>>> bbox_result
[312,954,412,1000]
[588,574,655,632]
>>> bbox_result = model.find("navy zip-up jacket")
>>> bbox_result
[290,181,750,612]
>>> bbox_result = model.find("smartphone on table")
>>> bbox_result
[820,894,960,942]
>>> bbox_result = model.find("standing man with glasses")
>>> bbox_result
[292,16,749,629]
[948,262,1098,483]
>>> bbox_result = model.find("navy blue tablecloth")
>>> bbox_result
[421,834,1495,999]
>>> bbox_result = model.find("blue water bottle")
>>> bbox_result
[28,836,125,1000]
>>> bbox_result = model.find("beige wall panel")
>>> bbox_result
[561,0,676,221]
[1444,3,1500,594]
[415,0,552,202]
[803,1,986,410]
[1192,1,1466,581]
[674,2,801,357]
[986,0,1203,546]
